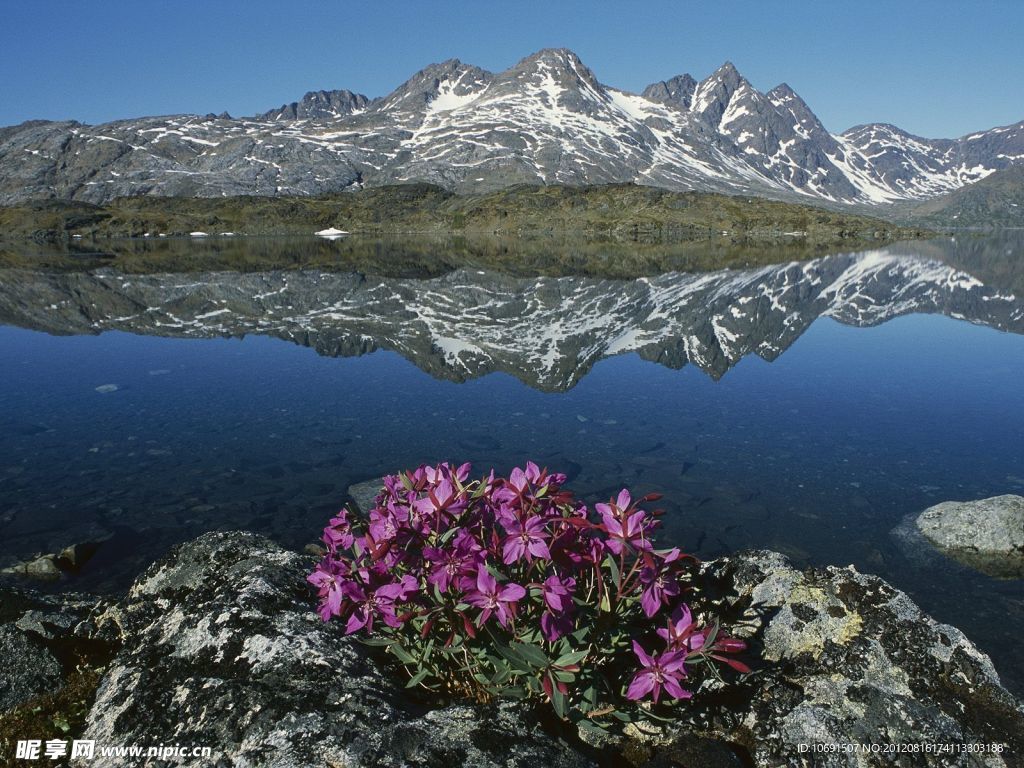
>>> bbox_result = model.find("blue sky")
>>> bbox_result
[2,0,1022,138]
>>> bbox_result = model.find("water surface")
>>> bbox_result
[1,233,1022,693]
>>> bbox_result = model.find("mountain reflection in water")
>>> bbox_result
[1,238,1021,392]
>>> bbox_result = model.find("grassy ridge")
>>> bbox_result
[0,183,929,244]
[896,167,1024,228]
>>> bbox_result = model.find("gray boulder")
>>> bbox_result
[84,531,592,767]
[914,495,1024,577]
[347,478,385,515]
[684,552,1024,767]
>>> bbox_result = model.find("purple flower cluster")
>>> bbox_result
[309,461,750,722]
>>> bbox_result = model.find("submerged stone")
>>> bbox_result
[917,495,1024,560]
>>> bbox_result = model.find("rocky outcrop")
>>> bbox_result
[687,552,1024,767]
[66,531,1024,767]
[0,625,63,712]
[83,531,592,767]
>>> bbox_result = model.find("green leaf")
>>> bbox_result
[512,641,550,669]
[554,649,589,667]
[390,645,416,665]
[570,626,591,644]
[704,622,719,649]
[406,670,430,688]
[400,472,414,491]
[599,590,611,613]
[551,681,568,719]
[603,554,620,585]
[553,670,576,683]
[439,526,460,544]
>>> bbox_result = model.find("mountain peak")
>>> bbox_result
[642,74,697,109]
[712,61,741,80]
[378,59,493,112]
[766,82,827,136]
[691,61,748,123]
[517,47,584,67]
[767,83,797,100]
[497,47,606,107]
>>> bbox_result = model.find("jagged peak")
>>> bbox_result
[767,83,797,100]
[641,74,697,108]
[258,89,370,121]
[766,83,826,130]
[714,60,740,76]
[691,61,753,122]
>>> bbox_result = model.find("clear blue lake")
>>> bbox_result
[1,233,1022,693]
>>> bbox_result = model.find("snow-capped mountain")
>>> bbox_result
[1,249,1019,391]
[1,48,1022,206]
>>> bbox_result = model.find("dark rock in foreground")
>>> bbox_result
[84,531,591,767]
[4,530,1020,766]
[0,625,63,712]
[0,587,113,714]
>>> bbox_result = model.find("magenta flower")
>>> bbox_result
[639,558,681,618]
[342,575,417,634]
[656,604,701,650]
[540,610,574,642]
[368,504,408,543]
[412,476,466,520]
[463,567,526,628]
[322,510,354,554]
[307,556,350,621]
[424,536,480,593]
[600,508,652,555]
[502,516,552,564]
[540,574,576,613]
[595,488,632,520]
[625,641,691,704]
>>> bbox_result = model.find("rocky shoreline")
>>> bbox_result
[2,530,1022,767]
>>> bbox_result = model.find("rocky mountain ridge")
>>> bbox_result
[1,49,1021,207]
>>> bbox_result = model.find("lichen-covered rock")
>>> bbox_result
[69,533,1024,767]
[688,552,1024,767]
[84,531,592,767]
